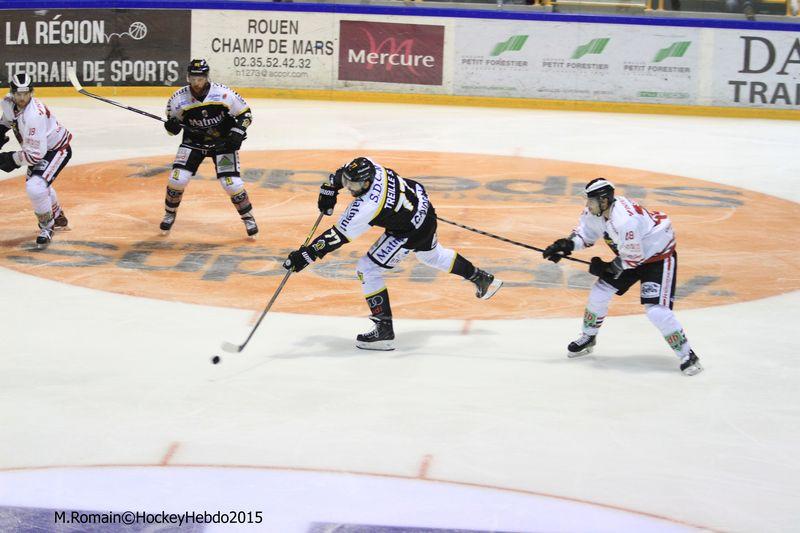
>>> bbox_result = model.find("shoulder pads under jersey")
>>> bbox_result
[167,86,188,103]
[608,199,639,231]
[32,99,48,116]
[212,82,240,94]
[213,83,247,104]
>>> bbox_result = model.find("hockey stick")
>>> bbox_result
[221,212,326,353]
[437,216,591,266]
[66,67,205,137]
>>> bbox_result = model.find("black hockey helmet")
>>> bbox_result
[9,73,33,93]
[585,178,615,215]
[342,157,376,196]
[187,59,210,76]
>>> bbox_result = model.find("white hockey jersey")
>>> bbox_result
[570,195,676,270]
[0,94,71,166]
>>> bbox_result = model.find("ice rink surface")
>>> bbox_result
[1,97,799,532]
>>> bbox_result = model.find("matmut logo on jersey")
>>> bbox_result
[338,21,444,85]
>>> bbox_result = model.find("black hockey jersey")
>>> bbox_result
[165,82,252,147]
[333,159,435,242]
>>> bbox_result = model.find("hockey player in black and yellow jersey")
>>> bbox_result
[160,59,258,238]
[283,157,503,351]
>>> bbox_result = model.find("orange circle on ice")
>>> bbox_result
[0,150,797,319]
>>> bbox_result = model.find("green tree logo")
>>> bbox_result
[491,35,529,57]
[571,38,610,59]
[653,41,691,62]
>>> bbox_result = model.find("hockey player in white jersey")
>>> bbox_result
[160,59,258,238]
[283,157,503,351]
[543,178,702,375]
[0,74,72,249]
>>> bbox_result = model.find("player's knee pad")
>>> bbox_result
[356,255,386,295]
[25,176,48,201]
[165,169,191,209]
[167,168,191,191]
[415,243,456,272]
[219,175,245,196]
[583,280,616,330]
[644,303,678,329]
[219,176,252,215]
[645,304,688,352]
[588,279,616,305]
[25,176,52,213]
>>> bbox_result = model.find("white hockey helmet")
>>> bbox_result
[585,177,614,199]
[585,178,615,216]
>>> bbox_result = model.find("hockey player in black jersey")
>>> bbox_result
[283,157,503,351]
[159,59,258,238]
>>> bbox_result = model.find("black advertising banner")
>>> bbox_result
[1,9,191,86]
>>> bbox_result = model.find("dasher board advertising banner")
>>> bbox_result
[338,20,444,85]
[454,19,701,105]
[335,16,452,94]
[191,11,335,89]
[712,30,800,109]
[1,9,191,86]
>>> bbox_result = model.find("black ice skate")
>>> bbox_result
[242,213,258,239]
[680,350,703,376]
[469,269,503,300]
[568,333,596,358]
[36,225,53,250]
[356,316,395,351]
[160,211,176,235]
[53,210,69,231]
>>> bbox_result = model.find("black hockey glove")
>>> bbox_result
[283,245,317,273]
[0,152,20,173]
[543,238,574,263]
[164,117,182,135]
[330,168,345,189]
[225,128,246,152]
[318,183,338,215]
[589,256,624,279]
[0,133,8,150]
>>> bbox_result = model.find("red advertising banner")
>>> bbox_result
[338,21,444,86]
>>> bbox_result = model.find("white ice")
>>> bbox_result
[0,97,798,532]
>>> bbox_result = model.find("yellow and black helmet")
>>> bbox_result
[187,59,210,76]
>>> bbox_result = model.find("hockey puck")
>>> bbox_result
[211,355,221,365]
